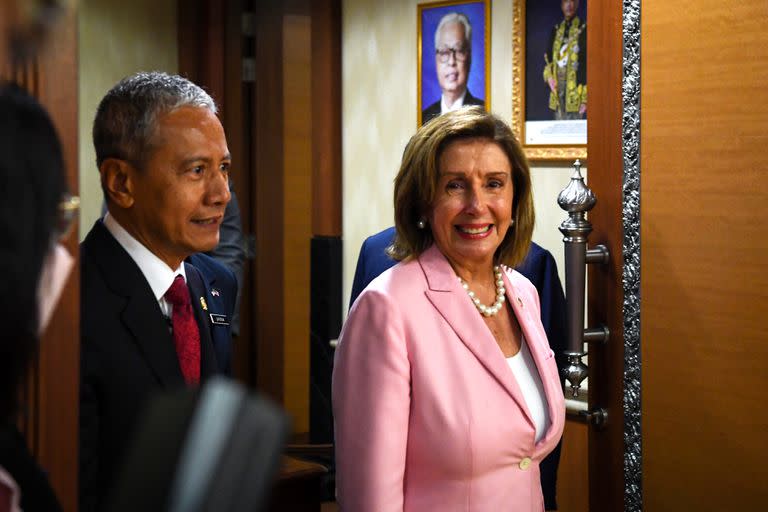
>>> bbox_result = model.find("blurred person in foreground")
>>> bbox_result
[79,72,237,511]
[0,83,76,512]
[333,107,565,511]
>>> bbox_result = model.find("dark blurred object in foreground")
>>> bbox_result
[108,377,288,512]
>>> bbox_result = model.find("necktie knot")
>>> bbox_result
[165,275,190,307]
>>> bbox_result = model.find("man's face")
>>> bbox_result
[561,0,579,20]
[127,106,231,269]
[435,22,470,97]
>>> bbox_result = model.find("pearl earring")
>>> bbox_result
[417,218,427,229]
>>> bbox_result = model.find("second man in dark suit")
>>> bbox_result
[79,72,237,511]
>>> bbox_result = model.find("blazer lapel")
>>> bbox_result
[84,221,185,388]
[419,246,534,426]
[121,292,185,388]
[504,268,565,447]
[185,262,219,378]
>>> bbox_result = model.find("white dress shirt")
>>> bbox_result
[440,89,469,115]
[103,213,187,317]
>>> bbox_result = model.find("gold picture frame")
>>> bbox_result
[417,0,491,127]
[512,0,587,161]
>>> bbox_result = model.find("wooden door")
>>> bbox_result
[179,0,343,438]
[640,0,768,508]
[586,1,768,510]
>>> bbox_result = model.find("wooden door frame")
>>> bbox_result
[586,1,637,511]
[2,6,81,511]
[178,1,343,429]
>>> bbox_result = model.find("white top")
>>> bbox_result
[506,336,551,443]
[103,212,186,317]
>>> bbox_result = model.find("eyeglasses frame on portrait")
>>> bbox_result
[435,46,469,63]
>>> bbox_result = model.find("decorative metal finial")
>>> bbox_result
[558,159,596,214]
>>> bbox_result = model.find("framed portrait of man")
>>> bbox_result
[418,0,490,127]
[513,0,587,160]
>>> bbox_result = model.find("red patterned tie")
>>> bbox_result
[164,275,201,385]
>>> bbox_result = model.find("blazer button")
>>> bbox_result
[519,457,532,470]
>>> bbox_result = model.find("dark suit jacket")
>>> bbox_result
[205,188,246,335]
[0,423,62,511]
[79,220,237,512]
[349,226,566,510]
[421,88,485,125]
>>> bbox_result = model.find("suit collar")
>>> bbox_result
[102,213,186,301]
[83,220,217,386]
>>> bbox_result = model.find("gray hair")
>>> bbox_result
[433,12,472,50]
[93,71,217,168]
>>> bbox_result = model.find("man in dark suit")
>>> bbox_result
[349,226,567,511]
[79,72,237,511]
[422,12,485,125]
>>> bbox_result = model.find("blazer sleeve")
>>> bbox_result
[332,289,410,511]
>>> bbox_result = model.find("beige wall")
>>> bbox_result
[78,0,178,237]
[341,0,581,310]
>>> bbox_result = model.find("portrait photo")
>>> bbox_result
[513,0,587,160]
[418,0,490,127]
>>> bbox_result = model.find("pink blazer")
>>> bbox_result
[333,245,565,512]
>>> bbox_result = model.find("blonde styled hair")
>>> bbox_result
[389,107,534,267]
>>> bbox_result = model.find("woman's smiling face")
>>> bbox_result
[428,137,514,275]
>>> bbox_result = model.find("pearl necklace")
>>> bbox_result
[458,266,506,317]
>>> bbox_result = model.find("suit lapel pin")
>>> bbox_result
[211,288,220,297]
[516,297,524,308]
[200,297,208,311]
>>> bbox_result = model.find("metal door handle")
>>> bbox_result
[558,160,610,398]
[580,407,608,428]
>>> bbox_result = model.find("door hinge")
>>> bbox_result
[242,58,256,83]
[242,12,255,37]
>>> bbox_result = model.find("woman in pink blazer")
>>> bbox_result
[333,108,565,511]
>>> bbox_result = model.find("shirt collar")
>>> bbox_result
[441,89,468,114]
[103,212,187,301]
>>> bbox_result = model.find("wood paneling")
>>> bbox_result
[282,14,312,433]
[585,1,625,511]
[178,0,340,435]
[178,0,254,384]
[557,418,589,512]
[311,0,342,237]
[2,6,81,510]
[641,0,768,509]
[253,0,286,403]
